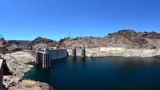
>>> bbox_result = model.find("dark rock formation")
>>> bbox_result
[59,37,104,48]
[0,29,160,51]
[6,44,22,52]
[0,38,6,47]
[7,40,31,50]
[104,29,160,49]
[140,31,160,39]
[59,29,160,49]
[31,37,57,48]
[0,39,27,53]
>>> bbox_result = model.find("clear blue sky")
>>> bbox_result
[0,0,160,40]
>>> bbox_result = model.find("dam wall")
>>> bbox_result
[67,48,83,57]
[24,49,67,60]
[67,47,160,57]
[35,48,68,68]
[48,49,67,60]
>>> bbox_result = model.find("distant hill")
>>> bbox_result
[31,37,58,48]
[59,29,160,49]
[58,36,103,47]
[0,29,160,53]
[103,29,160,48]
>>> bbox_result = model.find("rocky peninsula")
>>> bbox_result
[1,51,54,90]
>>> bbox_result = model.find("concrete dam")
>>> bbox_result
[34,46,160,69]
[35,47,86,69]
[35,48,68,68]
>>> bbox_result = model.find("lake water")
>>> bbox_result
[23,57,160,90]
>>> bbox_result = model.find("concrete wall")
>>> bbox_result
[67,48,82,57]
[48,49,67,60]
[67,47,160,57]
[25,49,68,60]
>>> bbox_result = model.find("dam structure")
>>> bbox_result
[35,48,68,69]
[35,46,87,68]
[67,46,86,58]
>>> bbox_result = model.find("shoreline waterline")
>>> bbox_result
[24,56,160,90]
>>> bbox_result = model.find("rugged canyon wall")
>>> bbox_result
[31,37,57,49]
[103,30,160,49]
[60,29,160,49]
[1,29,160,57]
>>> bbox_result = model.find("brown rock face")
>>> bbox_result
[104,29,148,48]
[104,29,160,49]
[59,37,104,48]
[59,29,160,49]
[0,38,6,47]
[0,38,23,53]
[7,44,22,52]
[0,29,160,50]
[0,38,9,53]
[31,37,57,48]
[7,40,32,50]
[141,32,160,39]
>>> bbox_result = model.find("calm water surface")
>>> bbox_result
[24,57,160,90]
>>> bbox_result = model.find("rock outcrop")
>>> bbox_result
[1,51,54,90]
[0,38,6,47]
[0,38,25,53]
[31,37,57,48]
[59,37,104,47]
[0,29,160,52]
[59,29,160,49]
[104,29,160,49]
[7,40,32,50]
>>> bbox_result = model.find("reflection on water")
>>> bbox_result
[24,57,160,90]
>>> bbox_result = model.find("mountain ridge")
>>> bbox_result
[0,29,160,53]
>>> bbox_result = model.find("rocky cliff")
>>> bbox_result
[0,38,26,53]
[31,37,57,48]
[59,29,160,49]
[0,29,160,53]
[7,40,32,50]
[104,29,160,49]
[59,37,104,47]
[0,37,58,53]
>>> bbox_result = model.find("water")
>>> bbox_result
[24,57,160,90]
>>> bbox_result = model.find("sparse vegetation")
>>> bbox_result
[22,80,40,90]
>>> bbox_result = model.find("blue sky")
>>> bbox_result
[0,0,160,40]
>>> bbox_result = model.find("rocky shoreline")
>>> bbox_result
[1,49,160,90]
[1,51,54,90]
[67,47,160,57]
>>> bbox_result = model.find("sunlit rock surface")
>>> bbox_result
[1,51,54,90]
